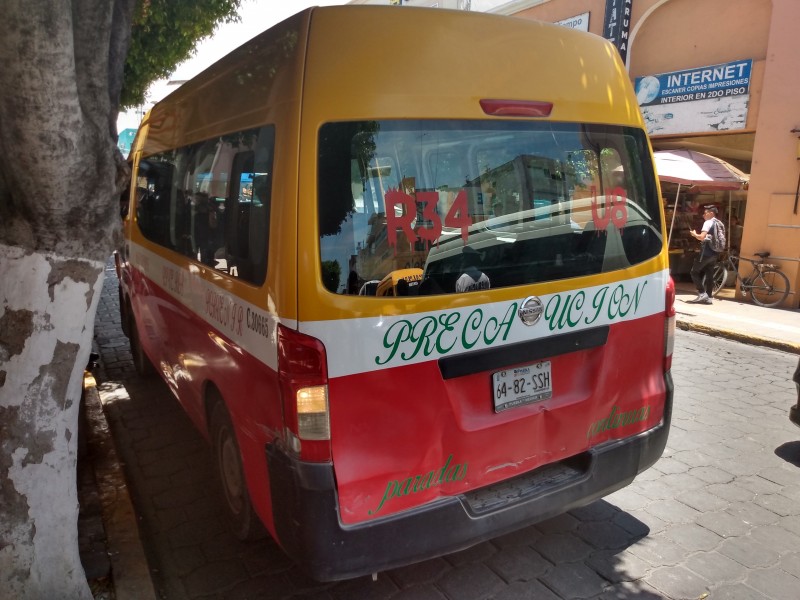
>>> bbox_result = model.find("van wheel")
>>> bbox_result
[210,401,266,541]
[129,316,155,377]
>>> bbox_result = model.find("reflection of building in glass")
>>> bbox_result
[472,155,570,218]
[354,212,424,280]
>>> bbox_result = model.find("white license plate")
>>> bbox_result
[492,361,552,412]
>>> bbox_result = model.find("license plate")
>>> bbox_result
[492,361,552,412]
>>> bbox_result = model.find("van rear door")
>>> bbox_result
[301,119,669,525]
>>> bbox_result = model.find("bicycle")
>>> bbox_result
[712,251,791,307]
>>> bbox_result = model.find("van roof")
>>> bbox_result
[303,7,641,125]
[139,6,644,156]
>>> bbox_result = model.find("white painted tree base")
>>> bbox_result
[0,243,105,600]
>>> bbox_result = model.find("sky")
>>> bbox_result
[118,0,344,132]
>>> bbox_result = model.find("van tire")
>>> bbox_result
[129,315,155,378]
[210,400,266,541]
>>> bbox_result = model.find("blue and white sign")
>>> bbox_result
[556,12,589,32]
[634,59,752,135]
[635,60,752,107]
[603,0,632,63]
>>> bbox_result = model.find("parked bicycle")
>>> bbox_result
[712,251,791,307]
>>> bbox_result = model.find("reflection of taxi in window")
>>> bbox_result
[375,268,422,296]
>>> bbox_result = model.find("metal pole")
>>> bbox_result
[667,183,681,248]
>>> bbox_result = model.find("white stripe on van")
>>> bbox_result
[129,241,668,379]
[128,243,286,372]
[301,270,669,378]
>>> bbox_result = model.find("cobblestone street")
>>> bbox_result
[90,262,800,599]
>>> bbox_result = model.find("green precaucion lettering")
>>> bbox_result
[375,304,516,365]
[545,280,649,331]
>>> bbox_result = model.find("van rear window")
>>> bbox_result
[318,120,662,296]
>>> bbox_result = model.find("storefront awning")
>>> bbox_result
[660,149,749,249]
[654,149,749,190]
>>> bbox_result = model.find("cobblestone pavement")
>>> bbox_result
[91,262,800,599]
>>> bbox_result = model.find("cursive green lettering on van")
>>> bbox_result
[586,405,651,439]
[546,280,648,332]
[375,303,516,365]
[368,454,468,515]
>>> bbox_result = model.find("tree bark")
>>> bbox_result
[0,1,135,597]
[0,247,105,599]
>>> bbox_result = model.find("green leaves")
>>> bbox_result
[121,0,242,107]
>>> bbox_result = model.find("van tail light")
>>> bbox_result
[664,277,676,372]
[277,324,331,462]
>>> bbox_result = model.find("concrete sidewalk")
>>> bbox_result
[79,277,799,599]
[79,374,158,600]
[674,282,800,355]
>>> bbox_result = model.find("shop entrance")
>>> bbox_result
[650,137,752,283]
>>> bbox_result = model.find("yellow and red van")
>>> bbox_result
[117,5,675,581]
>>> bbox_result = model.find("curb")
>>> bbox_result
[82,375,158,600]
[676,319,800,356]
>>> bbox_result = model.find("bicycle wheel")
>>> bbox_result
[749,267,791,307]
[712,262,727,297]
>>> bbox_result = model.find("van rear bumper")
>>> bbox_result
[266,379,673,582]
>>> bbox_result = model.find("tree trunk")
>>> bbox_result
[0,247,104,599]
[0,1,135,597]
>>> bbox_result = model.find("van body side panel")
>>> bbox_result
[123,242,285,537]
[120,11,313,538]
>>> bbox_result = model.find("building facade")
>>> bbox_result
[360,0,800,308]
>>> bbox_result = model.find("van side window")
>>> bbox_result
[136,157,175,247]
[135,125,274,285]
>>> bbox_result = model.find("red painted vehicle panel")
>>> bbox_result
[325,312,667,524]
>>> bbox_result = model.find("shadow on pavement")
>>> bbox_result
[774,441,800,468]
